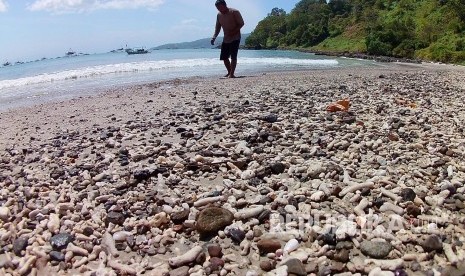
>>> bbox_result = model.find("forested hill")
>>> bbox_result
[245,0,465,63]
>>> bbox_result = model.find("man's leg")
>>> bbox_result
[223,59,231,77]
[229,59,237,78]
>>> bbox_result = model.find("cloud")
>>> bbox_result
[0,0,8,12]
[27,0,164,13]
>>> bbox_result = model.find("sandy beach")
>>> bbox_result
[1,62,465,275]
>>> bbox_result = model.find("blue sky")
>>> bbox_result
[0,0,300,62]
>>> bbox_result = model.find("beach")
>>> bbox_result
[1,62,465,275]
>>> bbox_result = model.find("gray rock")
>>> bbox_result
[169,266,189,276]
[422,235,443,252]
[227,227,245,244]
[13,236,28,256]
[106,211,125,226]
[49,251,66,262]
[50,233,74,250]
[282,258,306,276]
[360,240,392,259]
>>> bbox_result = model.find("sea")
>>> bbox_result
[0,49,376,111]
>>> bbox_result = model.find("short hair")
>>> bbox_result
[215,0,226,6]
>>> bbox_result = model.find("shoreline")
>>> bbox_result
[1,63,465,275]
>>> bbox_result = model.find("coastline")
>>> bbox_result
[1,63,465,275]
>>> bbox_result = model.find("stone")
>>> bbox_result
[421,235,443,252]
[406,204,421,217]
[50,233,74,250]
[260,260,275,272]
[106,211,126,226]
[228,228,245,244]
[400,188,416,202]
[13,236,28,256]
[282,258,306,276]
[263,114,278,123]
[270,163,286,174]
[209,257,224,271]
[333,248,350,262]
[0,207,9,222]
[360,240,392,259]
[169,266,189,276]
[207,244,222,258]
[49,251,65,262]
[196,207,234,235]
[257,239,281,255]
[171,209,190,224]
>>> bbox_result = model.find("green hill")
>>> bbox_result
[152,34,250,50]
[245,0,465,63]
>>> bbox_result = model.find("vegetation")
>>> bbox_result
[245,0,465,63]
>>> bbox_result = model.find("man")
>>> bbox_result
[211,0,244,78]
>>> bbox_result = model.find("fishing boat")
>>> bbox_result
[125,47,149,55]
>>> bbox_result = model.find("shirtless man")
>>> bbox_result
[211,0,244,78]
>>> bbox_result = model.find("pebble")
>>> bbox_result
[257,239,281,255]
[13,236,28,256]
[360,240,392,259]
[196,207,234,235]
[50,233,74,250]
[421,235,443,252]
[1,67,465,275]
[281,258,306,276]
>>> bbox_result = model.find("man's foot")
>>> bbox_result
[224,73,230,78]
[228,75,236,78]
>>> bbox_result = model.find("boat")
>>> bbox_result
[2,62,11,67]
[66,49,76,56]
[126,47,149,55]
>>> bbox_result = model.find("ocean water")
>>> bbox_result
[0,49,375,110]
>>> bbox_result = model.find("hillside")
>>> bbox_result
[152,34,250,50]
[245,0,465,63]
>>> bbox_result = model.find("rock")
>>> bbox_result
[262,114,278,123]
[228,227,245,244]
[13,236,28,256]
[209,257,225,271]
[50,233,74,250]
[257,239,281,255]
[0,207,9,221]
[260,260,275,272]
[49,251,65,262]
[406,204,421,217]
[421,235,443,252]
[169,266,189,276]
[106,211,126,226]
[333,249,350,262]
[360,240,392,259]
[171,209,190,224]
[270,163,286,174]
[282,258,306,276]
[196,207,234,235]
[320,233,337,246]
[207,244,222,258]
[400,188,416,202]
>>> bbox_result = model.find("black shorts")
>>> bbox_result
[220,39,240,60]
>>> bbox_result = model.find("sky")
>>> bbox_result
[0,0,300,62]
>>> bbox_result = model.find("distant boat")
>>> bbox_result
[66,49,76,56]
[2,62,11,66]
[126,47,149,55]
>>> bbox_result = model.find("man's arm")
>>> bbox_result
[235,10,244,30]
[226,10,244,38]
[211,15,222,45]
